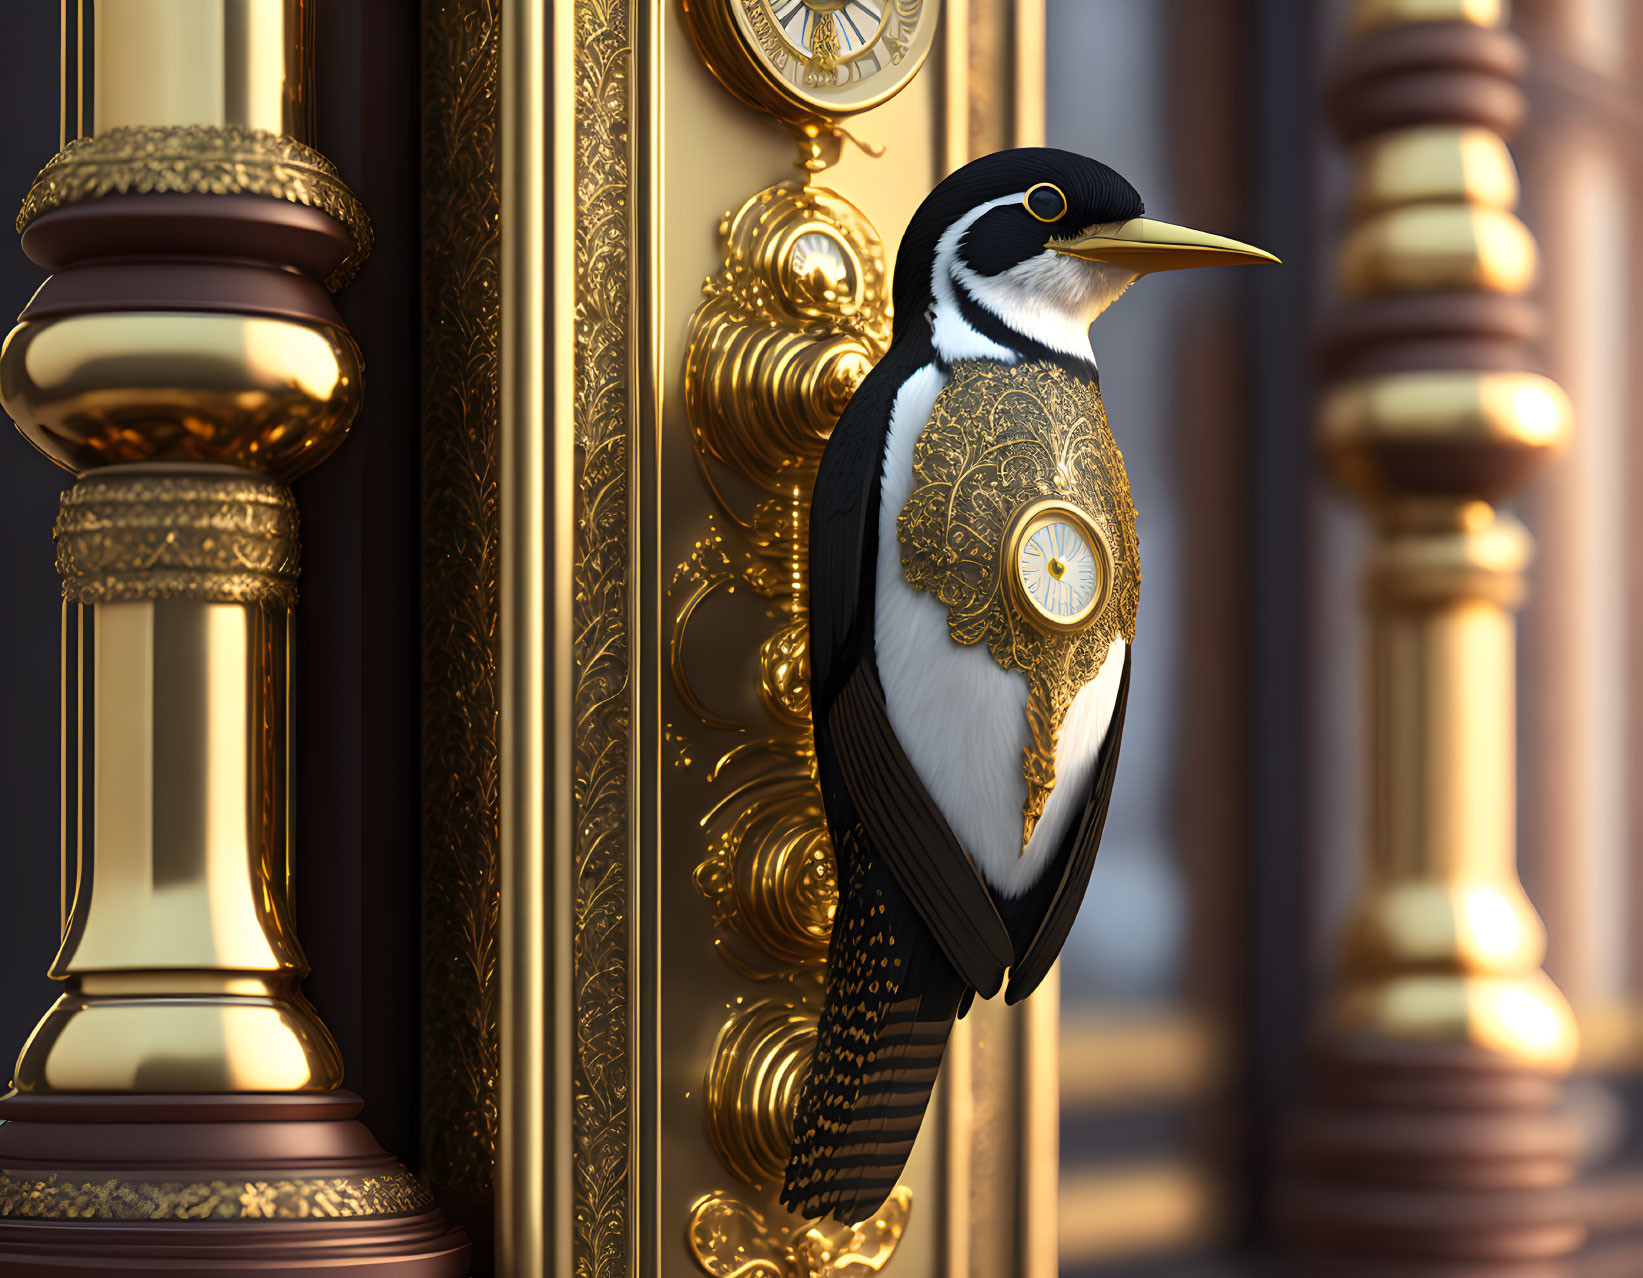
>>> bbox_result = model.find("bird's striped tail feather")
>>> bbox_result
[781,842,965,1224]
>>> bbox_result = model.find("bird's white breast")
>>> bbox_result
[874,361,1126,898]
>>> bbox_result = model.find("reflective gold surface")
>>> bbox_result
[1,311,362,478]
[1340,204,1537,295]
[92,0,313,141]
[678,180,884,972]
[11,582,342,1092]
[1350,126,1518,216]
[1323,370,1572,499]
[705,1001,818,1187]
[497,0,575,1273]
[55,599,299,975]
[686,1185,912,1277]
[1351,0,1504,35]
[14,981,343,1093]
[683,181,890,490]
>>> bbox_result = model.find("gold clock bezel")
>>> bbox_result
[1004,499,1113,634]
[681,0,940,127]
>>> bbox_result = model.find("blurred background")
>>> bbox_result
[1043,0,1643,1273]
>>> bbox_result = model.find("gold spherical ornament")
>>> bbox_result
[682,0,941,127]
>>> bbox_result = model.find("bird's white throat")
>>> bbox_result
[927,194,1138,366]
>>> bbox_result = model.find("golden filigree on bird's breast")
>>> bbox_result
[898,360,1140,849]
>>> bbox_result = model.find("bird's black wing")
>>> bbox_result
[1001,647,1131,1004]
[809,334,928,716]
[830,665,1012,995]
[809,335,1012,999]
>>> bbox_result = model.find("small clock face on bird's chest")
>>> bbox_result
[730,0,937,116]
[1007,500,1110,633]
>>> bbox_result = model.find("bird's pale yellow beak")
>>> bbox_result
[1050,217,1280,273]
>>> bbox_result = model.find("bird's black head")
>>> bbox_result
[889,147,1276,352]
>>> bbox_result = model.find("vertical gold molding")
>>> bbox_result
[500,0,641,1273]
[629,0,663,1270]
[498,0,575,1275]
[570,0,636,1271]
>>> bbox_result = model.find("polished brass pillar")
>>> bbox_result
[0,5,466,1272]
[1283,1,1583,1271]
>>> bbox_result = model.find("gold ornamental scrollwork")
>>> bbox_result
[684,180,889,493]
[18,125,373,289]
[686,1186,912,1278]
[677,179,888,972]
[675,178,910,1273]
[55,471,300,607]
[705,1000,818,1186]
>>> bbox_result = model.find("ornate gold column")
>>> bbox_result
[1282,1,1583,1270]
[0,4,466,1273]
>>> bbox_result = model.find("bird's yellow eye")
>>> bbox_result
[1024,182,1067,223]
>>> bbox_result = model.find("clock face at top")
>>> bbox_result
[730,0,939,118]
[1009,503,1109,632]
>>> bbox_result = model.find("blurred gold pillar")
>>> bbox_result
[1283,0,1584,1270]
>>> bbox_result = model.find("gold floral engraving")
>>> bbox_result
[898,360,1139,847]
[573,0,634,1273]
[55,472,300,606]
[676,179,908,1273]
[18,125,373,289]
[686,1185,912,1277]
[420,0,501,1213]
[0,1170,432,1221]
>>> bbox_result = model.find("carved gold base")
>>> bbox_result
[0,1092,470,1276]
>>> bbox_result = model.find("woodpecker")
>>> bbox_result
[784,147,1276,1224]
